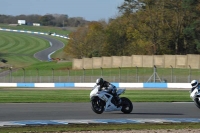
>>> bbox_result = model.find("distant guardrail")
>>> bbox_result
[0,28,70,39]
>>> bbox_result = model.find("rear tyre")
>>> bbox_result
[91,97,105,114]
[121,97,133,114]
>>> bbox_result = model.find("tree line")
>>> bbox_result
[0,14,89,27]
[64,0,200,59]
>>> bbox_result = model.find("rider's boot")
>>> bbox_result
[115,96,121,106]
[112,90,121,106]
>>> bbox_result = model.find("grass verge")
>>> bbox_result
[0,89,191,103]
[0,31,49,67]
[1,123,200,133]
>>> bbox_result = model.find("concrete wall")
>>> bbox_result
[164,55,176,68]
[102,57,112,68]
[112,56,122,68]
[143,55,153,67]
[122,56,132,67]
[154,55,164,67]
[72,59,83,69]
[72,54,200,69]
[83,58,93,69]
[187,54,200,69]
[176,55,187,68]
[132,55,143,67]
[92,57,102,69]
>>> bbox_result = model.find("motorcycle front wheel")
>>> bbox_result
[194,97,200,109]
[91,96,105,114]
[120,97,133,114]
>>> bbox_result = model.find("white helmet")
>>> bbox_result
[96,78,103,86]
[191,80,199,88]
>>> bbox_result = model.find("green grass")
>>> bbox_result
[0,31,50,67]
[0,123,200,133]
[0,89,191,103]
[23,61,72,70]
[0,30,70,70]
[8,66,199,81]
[0,24,70,70]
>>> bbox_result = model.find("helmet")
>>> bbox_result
[191,80,199,88]
[96,78,104,86]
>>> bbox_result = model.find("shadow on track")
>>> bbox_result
[108,112,183,115]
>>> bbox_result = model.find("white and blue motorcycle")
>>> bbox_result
[90,85,133,114]
[190,86,200,109]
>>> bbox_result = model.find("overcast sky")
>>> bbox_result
[0,0,124,21]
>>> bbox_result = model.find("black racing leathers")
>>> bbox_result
[99,80,110,90]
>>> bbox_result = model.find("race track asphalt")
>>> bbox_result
[33,34,65,61]
[0,102,199,121]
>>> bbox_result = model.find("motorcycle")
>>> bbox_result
[90,85,133,114]
[190,87,200,108]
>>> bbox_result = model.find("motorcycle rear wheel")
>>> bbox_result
[91,97,105,114]
[120,97,133,114]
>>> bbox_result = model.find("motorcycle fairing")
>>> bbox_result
[92,90,122,112]
[117,89,125,95]
[190,88,200,101]
[90,86,99,98]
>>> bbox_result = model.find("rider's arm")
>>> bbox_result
[97,85,101,91]
[191,87,196,92]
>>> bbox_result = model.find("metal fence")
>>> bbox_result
[0,66,200,83]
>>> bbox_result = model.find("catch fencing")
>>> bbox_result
[0,66,199,83]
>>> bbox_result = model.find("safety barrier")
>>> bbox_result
[0,28,70,39]
[0,83,191,88]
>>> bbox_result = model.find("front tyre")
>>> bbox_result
[91,96,105,114]
[194,97,200,109]
[121,97,133,114]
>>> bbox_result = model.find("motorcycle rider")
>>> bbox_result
[96,78,121,105]
[190,80,200,92]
